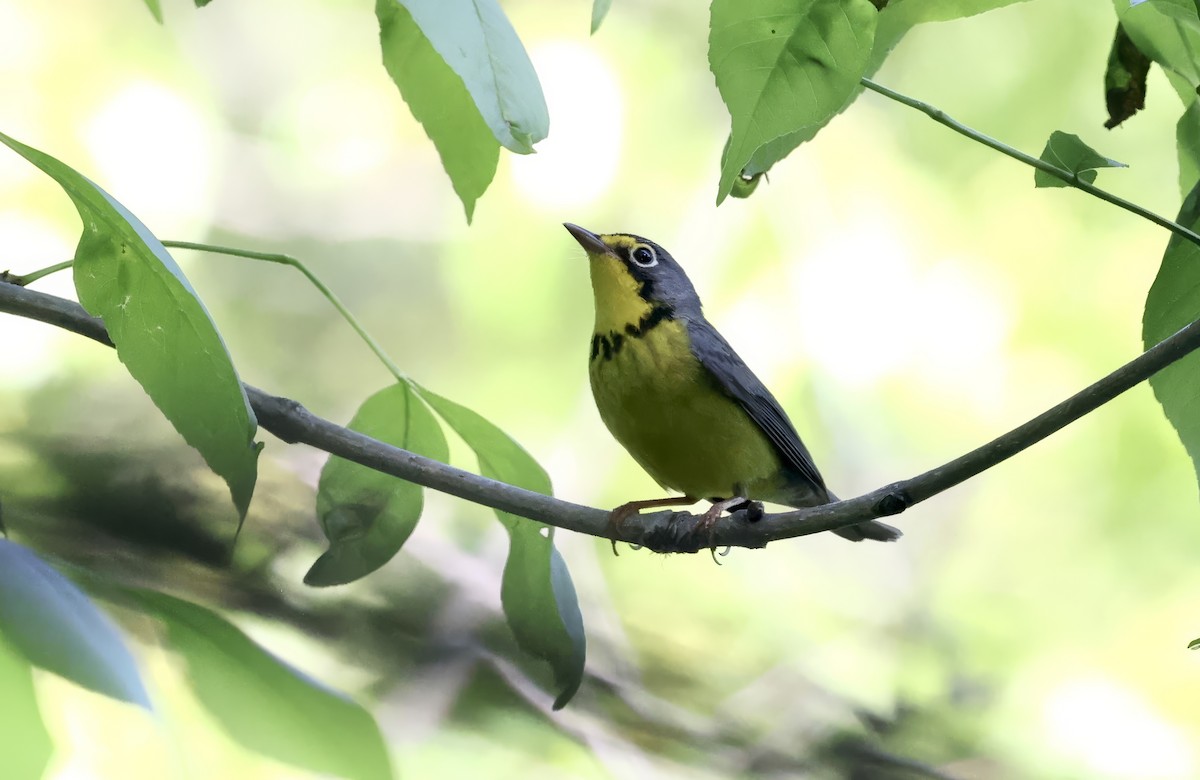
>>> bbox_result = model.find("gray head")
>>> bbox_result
[563,223,703,320]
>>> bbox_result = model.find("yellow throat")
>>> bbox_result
[586,234,653,332]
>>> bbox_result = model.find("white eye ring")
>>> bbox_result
[630,245,658,268]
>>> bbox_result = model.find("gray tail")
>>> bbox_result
[824,491,903,542]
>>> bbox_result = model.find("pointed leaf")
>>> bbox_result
[1145,182,1200,496]
[0,540,150,709]
[142,0,163,23]
[417,387,586,709]
[377,0,499,221]
[591,0,614,34]
[1035,131,1127,188]
[306,383,448,586]
[389,0,547,154]
[710,0,877,204]
[0,132,260,522]
[131,590,391,780]
[0,637,54,780]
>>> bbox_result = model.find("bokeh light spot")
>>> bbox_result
[510,41,622,210]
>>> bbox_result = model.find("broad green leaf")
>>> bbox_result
[1178,101,1200,196]
[142,0,163,23]
[1104,23,1151,129]
[591,0,613,33]
[417,387,586,710]
[710,0,877,204]
[1144,182,1200,495]
[0,637,54,780]
[0,540,150,709]
[377,0,500,221]
[0,132,260,523]
[1034,131,1127,188]
[1190,637,1200,649]
[131,590,391,780]
[306,383,448,586]
[386,0,548,154]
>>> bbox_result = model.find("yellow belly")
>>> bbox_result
[589,320,784,500]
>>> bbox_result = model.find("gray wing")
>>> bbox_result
[686,318,828,494]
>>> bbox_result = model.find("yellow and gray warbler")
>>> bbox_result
[565,223,901,543]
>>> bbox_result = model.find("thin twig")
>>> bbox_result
[161,241,408,382]
[860,77,1200,248]
[0,259,74,287]
[3,281,1199,553]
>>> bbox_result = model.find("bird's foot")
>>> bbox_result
[607,496,695,555]
[606,503,639,556]
[696,496,751,563]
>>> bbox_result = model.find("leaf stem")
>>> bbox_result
[161,241,407,384]
[0,259,74,287]
[859,77,1200,248]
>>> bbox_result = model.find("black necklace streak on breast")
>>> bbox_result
[590,304,673,362]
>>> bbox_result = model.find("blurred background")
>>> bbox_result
[2,0,1199,777]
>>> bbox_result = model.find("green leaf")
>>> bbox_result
[710,0,878,204]
[0,539,150,709]
[305,383,448,586]
[1104,23,1151,129]
[416,387,586,710]
[0,636,54,780]
[591,0,613,33]
[131,590,391,780]
[1137,0,1200,28]
[0,132,260,523]
[142,0,163,23]
[1190,636,1200,650]
[1117,0,1200,105]
[377,0,500,221]
[1179,101,1200,197]
[392,0,548,153]
[1144,181,1200,498]
[1034,131,1127,188]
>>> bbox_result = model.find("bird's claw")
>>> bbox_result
[606,502,641,556]
[695,497,755,563]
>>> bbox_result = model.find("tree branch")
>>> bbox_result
[3,281,1199,553]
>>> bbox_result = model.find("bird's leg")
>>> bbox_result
[696,496,751,559]
[608,496,696,555]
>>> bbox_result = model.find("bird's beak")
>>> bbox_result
[563,223,614,257]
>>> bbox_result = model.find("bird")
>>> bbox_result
[564,223,901,547]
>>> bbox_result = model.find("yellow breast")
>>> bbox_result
[588,318,784,500]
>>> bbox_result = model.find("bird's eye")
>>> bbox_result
[630,246,658,268]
